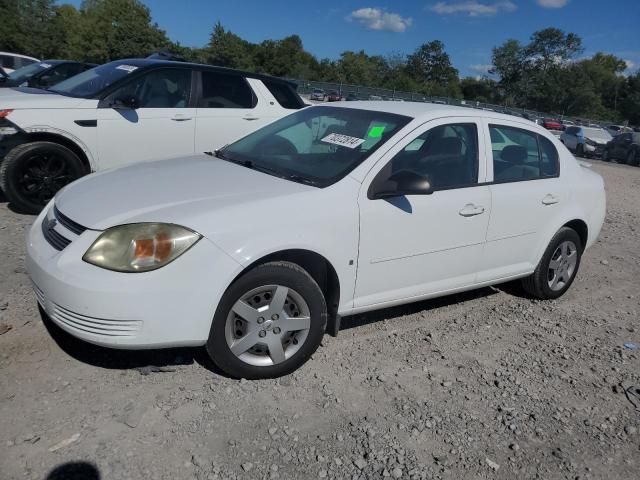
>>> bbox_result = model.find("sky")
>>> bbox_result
[63,0,640,77]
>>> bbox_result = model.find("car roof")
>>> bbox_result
[316,101,545,125]
[112,58,297,86]
[0,52,39,61]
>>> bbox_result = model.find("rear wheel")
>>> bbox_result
[601,148,609,162]
[627,149,639,167]
[0,142,85,214]
[206,262,327,379]
[522,227,583,300]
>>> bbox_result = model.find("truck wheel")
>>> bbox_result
[0,142,86,214]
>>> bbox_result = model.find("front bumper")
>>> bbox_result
[583,143,604,157]
[26,205,242,349]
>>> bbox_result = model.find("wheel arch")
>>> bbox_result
[19,131,93,174]
[231,249,342,335]
[563,219,588,251]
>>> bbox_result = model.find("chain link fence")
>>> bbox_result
[291,79,613,127]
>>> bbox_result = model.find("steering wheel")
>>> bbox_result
[257,135,298,156]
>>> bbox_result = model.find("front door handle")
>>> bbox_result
[171,114,192,121]
[459,204,485,217]
[243,114,260,121]
[542,194,560,205]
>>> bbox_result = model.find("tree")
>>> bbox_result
[72,0,170,63]
[407,41,457,84]
[490,39,524,104]
[205,22,255,70]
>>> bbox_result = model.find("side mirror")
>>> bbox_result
[369,169,434,200]
[111,96,139,110]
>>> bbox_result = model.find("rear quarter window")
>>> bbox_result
[263,80,304,109]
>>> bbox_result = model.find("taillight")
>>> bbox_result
[0,109,12,118]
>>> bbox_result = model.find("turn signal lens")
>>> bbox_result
[0,109,13,118]
[83,223,201,273]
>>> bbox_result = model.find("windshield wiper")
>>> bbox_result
[209,149,317,187]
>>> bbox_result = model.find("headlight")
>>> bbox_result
[83,223,201,272]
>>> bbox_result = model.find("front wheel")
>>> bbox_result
[627,149,639,167]
[602,148,609,162]
[521,227,583,299]
[206,262,327,379]
[0,142,86,214]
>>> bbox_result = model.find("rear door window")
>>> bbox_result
[490,125,559,182]
[198,71,256,108]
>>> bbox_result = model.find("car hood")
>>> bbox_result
[586,137,609,145]
[0,88,87,108]
[55,155,314,233]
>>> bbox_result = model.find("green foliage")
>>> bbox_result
[491,27,638,121]
[0,3,637,123]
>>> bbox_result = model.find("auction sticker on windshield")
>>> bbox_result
[321,133,365,149]
[116,65,138,73]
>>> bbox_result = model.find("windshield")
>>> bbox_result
[583,128,612,140]
[221,106,411,187]
[49,60,146,98]
[7,62,50,84]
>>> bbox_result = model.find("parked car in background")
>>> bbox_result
[0,52,38,75]
[326,90,342,102]
[309,88,325,101]
[26,103,606,379]
[345,92,358,101]
[562,120,576,127]
[0,60,96,89]
[602,132,640,166]
[0,58,305,213]
[605,125,631,137]
[542,118,563,131]
[560,126,612,158]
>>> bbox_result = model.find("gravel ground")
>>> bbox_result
[0,158,639,480]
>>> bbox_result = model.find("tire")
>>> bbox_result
[0,141,86,214]
[575,143,584,157]
[601,148,609,162]
[521,227,583,300]
[628,149,639,167]
[206,261,327,379]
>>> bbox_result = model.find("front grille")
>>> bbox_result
[52,304,141,337]
[54,206,87,235]
[41,217,71,251]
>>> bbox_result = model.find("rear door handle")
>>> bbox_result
[243,114,260,121]
[542,194,560,205]
[171,114,192,121]
[459,204,485,217]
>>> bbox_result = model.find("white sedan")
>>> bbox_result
[26,103,606,379]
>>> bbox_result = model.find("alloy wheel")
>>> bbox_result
[17,152,74,204]
[547,240,578,291]
[225,285,311,366]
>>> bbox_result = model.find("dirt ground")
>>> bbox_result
[0,158,639,480]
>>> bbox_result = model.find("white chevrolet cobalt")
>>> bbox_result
[27,103,606,379]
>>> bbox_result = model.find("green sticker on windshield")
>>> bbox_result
[367,125,386,138]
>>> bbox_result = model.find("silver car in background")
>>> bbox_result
[560,126,612,158]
